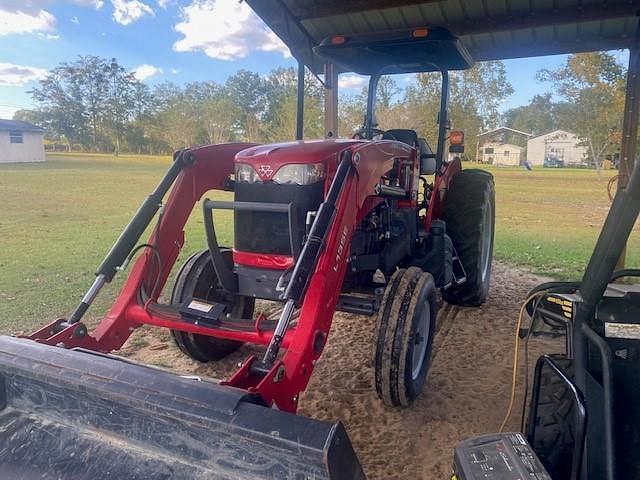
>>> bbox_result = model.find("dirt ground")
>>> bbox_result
[120,262,564,479]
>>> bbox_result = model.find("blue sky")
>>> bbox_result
[0,0,627,119]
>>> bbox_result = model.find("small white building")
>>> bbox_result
[0,119,45,163]
[480,142,524,166]
[527,130,589,167]
[477,126,532,166]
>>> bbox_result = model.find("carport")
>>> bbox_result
[246,0,639,180]
[244,1,640,479]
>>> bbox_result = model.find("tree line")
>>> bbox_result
[15,56,326,154]
[14,52,626,165]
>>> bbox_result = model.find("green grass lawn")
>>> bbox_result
[0,153,637,334]
[491,165,640,278]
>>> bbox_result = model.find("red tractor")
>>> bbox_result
[0,27,494,479]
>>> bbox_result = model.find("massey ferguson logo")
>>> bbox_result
[258,165,274,178]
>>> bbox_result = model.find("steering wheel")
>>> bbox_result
[351,127,398,141]
[352,128,394,140]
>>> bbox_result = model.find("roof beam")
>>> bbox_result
[448,2,640,37]
[291,0,440,20]
[470,36,633,62]
[294,1,639,33]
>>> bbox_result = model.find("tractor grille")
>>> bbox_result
[234,182,324,256]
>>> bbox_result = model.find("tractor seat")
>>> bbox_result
[418,137,436,175]
[382,128,419,148]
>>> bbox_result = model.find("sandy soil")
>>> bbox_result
[120,261,564,479]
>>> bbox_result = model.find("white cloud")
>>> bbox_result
[37,32,60,40]
[111,0,154,25]
[0,62,47,86]
[0,0,102,10]
[133,64,162,80]
[170,68,179,74]
[72,0,104,8]
[0,0,102,37]
[174,0,290,60]
[338,74,367,89]
[0,8,56,36]
[157,0,171,8]
[71,15,80,24]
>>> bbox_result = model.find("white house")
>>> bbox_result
[527,130,589,167]
[0,119,45,164]
[476,126,532,166]
[480,142,524,166]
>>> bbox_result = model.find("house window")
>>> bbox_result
[9,131,23,144]
[504,150,509,156]
[484,147,494,154]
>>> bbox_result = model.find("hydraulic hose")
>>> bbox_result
[261,150,354,367]
[67,151,187,324]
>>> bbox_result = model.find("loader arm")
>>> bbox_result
[25,140,404,413]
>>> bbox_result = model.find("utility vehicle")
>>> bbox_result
[453,142,640,480]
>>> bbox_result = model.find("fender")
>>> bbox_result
[424,156,462,231]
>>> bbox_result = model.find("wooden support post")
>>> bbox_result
[616,24,640,270]
[324,63,338,139]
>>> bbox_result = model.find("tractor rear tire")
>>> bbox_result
[170,249,254,362]
[374,267,438,407]
[529,355,575,480]
[442,169,495,306]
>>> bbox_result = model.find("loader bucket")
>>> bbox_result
[0,336,365,480]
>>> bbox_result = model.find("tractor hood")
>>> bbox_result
[236,139,364,182]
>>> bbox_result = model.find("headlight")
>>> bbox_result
[272,163,326,185]
[235,163,259,183]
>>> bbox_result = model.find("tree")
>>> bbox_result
[76,56,110,149]
[152,82,199,151]
[537,52,626,168]
[30,62,89,147]
[261,67,324,142]
[29,56,149,153]
[104,59,140,155]
[225,70,268,141]
[503,93,568,137]
[202,94,238,144]
[407,62,513,159]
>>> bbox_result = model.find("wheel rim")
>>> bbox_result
[480,201,493,283]
[411,302,431,380]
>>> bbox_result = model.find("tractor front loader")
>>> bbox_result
[0,28,495,479]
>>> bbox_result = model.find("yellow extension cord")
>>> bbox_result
[498,292,544,433]
[499,173,617,433]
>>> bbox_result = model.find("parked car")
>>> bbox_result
[543,155,565,168]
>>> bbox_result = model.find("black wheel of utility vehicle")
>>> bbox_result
[374,267,438,407]
[170,249,254,362]
[528,355,575,480]
[443,169,495,306]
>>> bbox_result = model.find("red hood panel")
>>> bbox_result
[236,139,364,181]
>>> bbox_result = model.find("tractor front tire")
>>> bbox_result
[529,355,575,480]
[374,267,438,407]
[443,169,495,306]
[170,249,254,362]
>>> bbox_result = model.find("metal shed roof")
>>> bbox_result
[0,119,43,133]
[246,0,640,73]
[478,126,533,138]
